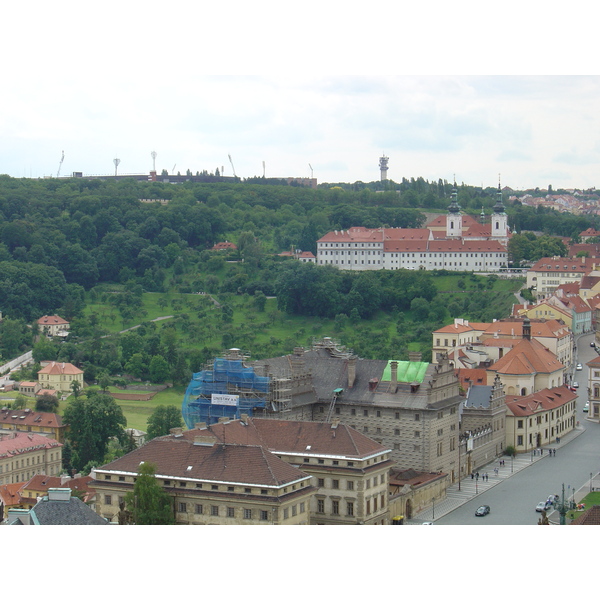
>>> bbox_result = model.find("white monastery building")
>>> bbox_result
[316,184,509,272]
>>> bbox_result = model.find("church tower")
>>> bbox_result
[491,179,508,242]
[446,180,462,238]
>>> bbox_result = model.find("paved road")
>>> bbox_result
[409,332,599,525]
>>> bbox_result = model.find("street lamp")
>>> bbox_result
[511,455,514,473]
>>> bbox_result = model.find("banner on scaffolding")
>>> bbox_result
[211,393,239,406]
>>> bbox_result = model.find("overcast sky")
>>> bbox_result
[2,2,598,191]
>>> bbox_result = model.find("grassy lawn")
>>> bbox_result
[566,491,600,521]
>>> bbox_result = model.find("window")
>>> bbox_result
[332,500,340,515]
[104,494,112,505]
[332,479,339,489]
[211,505,219,516]
[178,502,187,513]
[227,507,235,518]
[347,480,354,490]
[244,509,252,520]
[260,510,268,521]
[318,478,325,487]
[317,499,325,513]
[195,504,203,514]
[347,501,354,516]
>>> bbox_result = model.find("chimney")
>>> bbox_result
[48,488,72,502]
[240,413,250,425]
[170,427,183,436]
[390,361,398,385]
[369,378,378,391]
[409,352,422,362]
[348,356,357,388]
[194,422,207,430]
[331,418,340,429]
[218,416,230,423]
[194,434,217,446]
[523,317,531,340]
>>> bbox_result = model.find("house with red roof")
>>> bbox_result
[37,315,69,338]
[0,407,67,443]
[37,361,84,394]
[486,320,566,397]
[0,432,62,486]
[505,386,577,452]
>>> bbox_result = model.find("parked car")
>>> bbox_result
[591,342,596,347]
[536,500,552,512]
[584,401,589,413]
[475,505,490,517]
[572,381,579,388]
[576,363,583,371]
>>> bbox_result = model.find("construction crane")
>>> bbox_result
[228,154,237,178]
[57,151,64,177]
[309,163,313,178]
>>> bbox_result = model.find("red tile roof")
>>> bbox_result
[97,435,310,487]
[0,408,64,429]
[487,338,564,376]
[184,418,389,459]
[37,315,69,325]
[0,432,62,457]
[505,386,576,416]
[37,362,83,375]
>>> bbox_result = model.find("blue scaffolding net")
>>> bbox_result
[182,358,271,427]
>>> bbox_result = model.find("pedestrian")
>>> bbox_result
[471,473,474,480]
[553,448,556,456]
[485,473,488,481]
[540,448,543,455]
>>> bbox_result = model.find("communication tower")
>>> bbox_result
[113,158,120,176]
[151,151,157,171]
[379,154,389,181]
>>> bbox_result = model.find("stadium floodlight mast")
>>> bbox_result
[113,158,121,176]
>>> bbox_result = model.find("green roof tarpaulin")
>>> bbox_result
[381,360,428,383]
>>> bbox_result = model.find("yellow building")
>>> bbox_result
[37,362,84,394]
[505,386,577,452]
[0,408,67,443]
[0,432,62,486]
[92,428,316,525]
[193,416,394,525]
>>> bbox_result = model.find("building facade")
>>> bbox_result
[0,432,62,486]
[505,386,577,452]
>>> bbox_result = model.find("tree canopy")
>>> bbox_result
[63,390,127,472]
[124,461,175,525]
[146,405,184,441]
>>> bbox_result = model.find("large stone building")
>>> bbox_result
[250,341,464,484]
[316,185,509,272]
[93,424,317,525]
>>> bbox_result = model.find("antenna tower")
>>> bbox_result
[228,154,237,178]
[57,151,64,177]
[151,151,157,171]
[113,158,120,176]
[379,154,389,181]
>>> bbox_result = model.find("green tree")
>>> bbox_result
[35,394,59,413]
[125,461,175,525]
[146,405,184,440]
[148,355,170,383]
[63,390,127,472]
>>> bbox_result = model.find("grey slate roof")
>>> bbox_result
[465,385,494,409]
[254,348,457,411]
[7,492,108,525]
